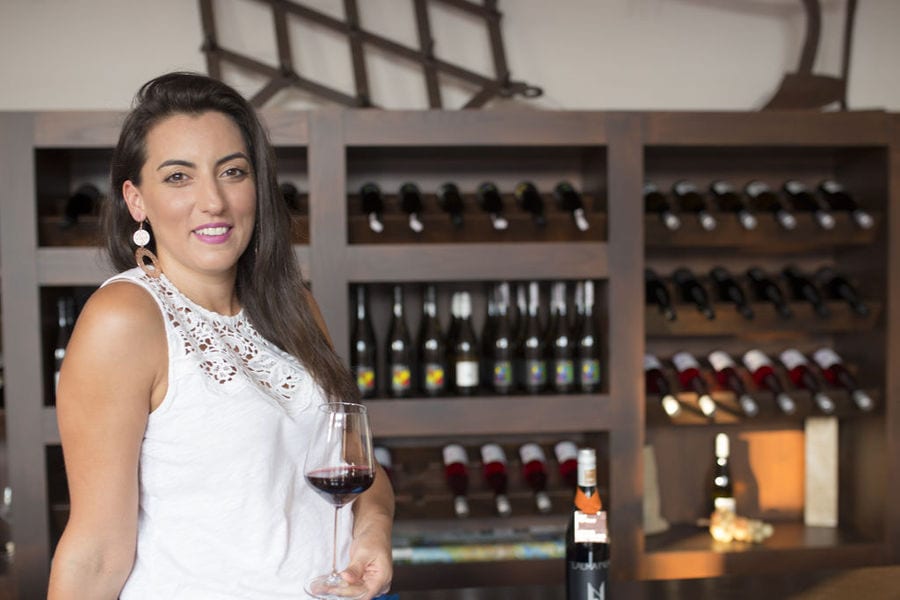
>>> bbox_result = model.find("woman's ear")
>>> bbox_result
[122,180,146,222]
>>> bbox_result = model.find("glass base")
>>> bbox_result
[306,573,368,600]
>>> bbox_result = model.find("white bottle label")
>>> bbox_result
[671,351,699,372]
[480,443,506,465]
[455,360,479,387]
[443,444,468,466]
[779,349,807,371]
[519,443,546,465]
[742,349,771,373]
[708,350,735,373]
[812,348,841,370]
[554,440,578,464]
[714,497,737,513]
[574,510,608,544]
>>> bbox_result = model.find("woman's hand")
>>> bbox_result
[342,514,393,598]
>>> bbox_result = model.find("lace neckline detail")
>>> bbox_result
[158,273,245,324]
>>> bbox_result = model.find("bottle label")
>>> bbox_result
[423,363,446,392]
[779,349,806,371]
[714,496,737,513]
[443,444,468,466]
[455,360,479,388]
[492,360,513,389]
[554,359,575,387]
[525,359,547,386]
[643,354,663,371]
[355,366,375,393]
[391,364,412,393]
[671,352,699,372]
[566,567,608,600]
[812,348,840,370]
[519,442,546,465]
[707,351,734,373]
[742,349,770,372]
[579,359,601,387]
[480,443,506,465]
[573,510,608,543]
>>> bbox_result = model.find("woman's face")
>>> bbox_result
[123,110,256,284]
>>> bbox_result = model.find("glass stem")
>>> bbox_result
[331,505,340,577]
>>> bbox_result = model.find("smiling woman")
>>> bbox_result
[46,72,394,600]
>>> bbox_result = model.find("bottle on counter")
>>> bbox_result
[710,432,736,514]
[565,447,609,600]
[519,442,553,514]
[480,443,512,517]
[442,444,471,518]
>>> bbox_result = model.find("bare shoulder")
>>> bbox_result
[76,280,163,338]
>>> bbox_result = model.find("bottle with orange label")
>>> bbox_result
[565,447,609,600]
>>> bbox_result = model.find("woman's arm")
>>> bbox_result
[347,463,395,598]
[48,283,166,599]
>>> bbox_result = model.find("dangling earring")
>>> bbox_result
[133,220,161,278]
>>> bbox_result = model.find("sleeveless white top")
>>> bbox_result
[109,268,351,599]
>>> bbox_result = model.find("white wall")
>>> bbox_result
[0,0,897,111]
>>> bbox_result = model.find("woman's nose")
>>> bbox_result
[198,179,226,214]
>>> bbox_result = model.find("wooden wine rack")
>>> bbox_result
[0,109,898,597]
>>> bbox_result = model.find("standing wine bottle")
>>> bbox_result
[576,280,602,393]
[745,180,797,230]
[673,267,715,320]
[554,181,590,232]
[486,284,515,395]
[710,266,754,320]
[387,285,413,398]
[645,268,677,321]
[644,353,683,417]
[814,266,869,317]
[644,181,681,231]
[710,432,736,513]
[565,447,609,600]
[548,282,576,394]
[418,284,447,397]
[812,348,874,411]
[513,282,528,344]
[480,284,498,384]
[672,180,717,231]
[477,182,509,231]
[783,180,835,230]
[480,443,512,517]
[53,296,73,396]
[514,181,547,227]
[437,182,465,228]
[519,442,553,514]
[350,285,377,399]
[359,182,385,233]
[710,180,757,230]
[779,348,836,414]
[451,291,480,395]
[783,265,830,318]
[818,180,874,229]
[399,182,425,233]
[746,267,793,318]
[554,440,579,489]
[672,351,717,417]
[741,349,797,414]
[442,444,471,518]
[708,350,759,417]
[520,282,548,394]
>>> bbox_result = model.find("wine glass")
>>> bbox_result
[304,402,376,599]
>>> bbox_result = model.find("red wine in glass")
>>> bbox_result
[306,465,375,507]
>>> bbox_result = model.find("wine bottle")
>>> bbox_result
[645,268,677,322]
[446,292,461,355]
[741,349,797,414]
[387,285,413,398]
[644,182,681,231]
[812,348,874,411]
[514,181,547,227]
[350,285,377,399]
[644,354,683,417]
[61,183,100,228]
[745,180,797,230]
[418,284,447,397]
[549,282,576,394]
[710,180,757,230]
[576,280,602,393]
[480,443,512,517]
[783,180,835,230]
[818,179,874,229]
[554,440,579,489]
[437,182,465,228]
[480,283,498,384]
[672,351,717,417]
[451,291,480,395]
[782,265,830,318]
[53,296,73,396]
[399,182,425,233]
[442,444,470,518]
[710,432,736,513]
[708,350,759,417]
[359,182,385,233]
[746,267,793,318]
[710,266,754,320]
[374,445,394,485]
[477,182,509,231]
[519,442,552,514]
[565,447,609,600]
[778,348,835,414]
[673,267,715,320]
[513,282,528,344]
[672,180,717,231]
[280,181,303,213]
[814,266,869,317]
[485,284,515,395]
[520,282,548,394]
[554,181,590,232]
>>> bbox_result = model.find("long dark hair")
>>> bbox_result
[104,72,357,403]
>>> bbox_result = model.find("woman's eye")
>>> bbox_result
[223,166,248,178]
[164,172,187,184]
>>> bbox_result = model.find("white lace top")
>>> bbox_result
[109,268,351,599]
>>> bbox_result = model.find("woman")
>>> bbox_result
[47,72,394,599]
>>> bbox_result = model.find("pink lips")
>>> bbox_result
[192,222,233,244]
